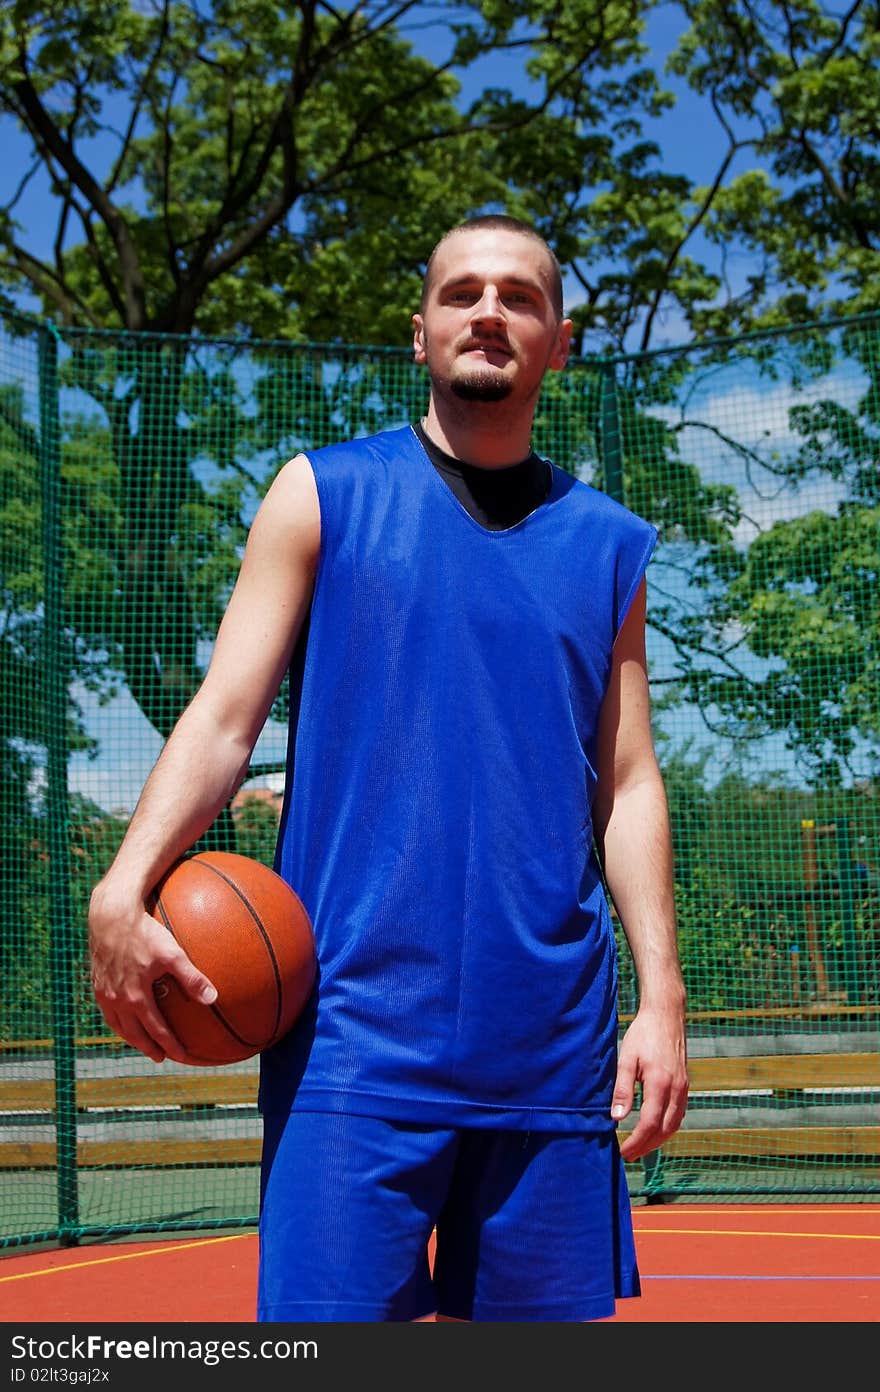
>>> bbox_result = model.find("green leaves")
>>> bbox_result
[2,2,880,342]
[669,0,880,330]
[4,1,880,800]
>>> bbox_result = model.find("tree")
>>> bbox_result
[666,0,880,339]
[0,1,668,342]
[3,3,880,1050]
[2,0,715,834]
[683,324,880,786]
[5,3,880,346]
[644,1,880,782]
[3,0,880,804]
[0,395,98,1034]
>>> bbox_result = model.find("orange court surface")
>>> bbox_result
[1,1203,878,1323]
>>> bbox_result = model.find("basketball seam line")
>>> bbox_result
[195,859,285,1041]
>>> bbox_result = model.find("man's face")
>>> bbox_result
[412,228,572,408]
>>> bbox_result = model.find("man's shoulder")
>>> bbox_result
[306,425,415,465]
[551,465,656,537]
[303,428,422,527]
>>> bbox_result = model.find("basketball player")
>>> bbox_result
[89,215,689,1322]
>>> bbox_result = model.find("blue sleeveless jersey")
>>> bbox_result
[259,426,657,1132]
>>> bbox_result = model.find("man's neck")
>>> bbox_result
[422,400,534,469]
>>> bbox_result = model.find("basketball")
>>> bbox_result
[146,851,316,1066]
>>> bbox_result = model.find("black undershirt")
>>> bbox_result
[414,421,551,531]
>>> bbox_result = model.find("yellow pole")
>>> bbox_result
[801,819,830,1001]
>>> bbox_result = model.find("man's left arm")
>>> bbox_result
[592,576,689,1161]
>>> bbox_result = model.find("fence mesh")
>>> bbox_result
[1,310,878,1246]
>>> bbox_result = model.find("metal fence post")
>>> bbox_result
[39,322,80,1244]
[600,358,624,504]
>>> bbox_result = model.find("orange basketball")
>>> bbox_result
[146,851,316,1066]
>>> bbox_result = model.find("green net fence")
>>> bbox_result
[1,309,878,1247]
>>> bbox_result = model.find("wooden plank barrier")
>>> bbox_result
[1,1050,878,1169]
[622,1051,880,1161]
[0,1067,261,1169]
[687,1051,880,1092]
[1,1071,258,1112]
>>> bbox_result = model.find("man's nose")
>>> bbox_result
[471,286,505,327]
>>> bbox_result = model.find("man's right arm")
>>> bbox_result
[88,454,321,1063]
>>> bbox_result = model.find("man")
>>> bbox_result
[89,214,688,1322]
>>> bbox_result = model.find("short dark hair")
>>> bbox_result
[421,215,565,319]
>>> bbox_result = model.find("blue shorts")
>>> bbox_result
[257,1111,641,1322]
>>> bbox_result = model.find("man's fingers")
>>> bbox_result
[619,1116,665,1162]
[89,906,218,1065]
[170,962,218,1006]
[610,1064,636,1122]
[122,1019,168,1065]
[98,982,196,1064]
[99,1003,167,1064]
[618,1087,689,1162]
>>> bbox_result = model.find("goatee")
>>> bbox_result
[451,373,512,402]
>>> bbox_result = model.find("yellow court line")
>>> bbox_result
[635,1226,880,1242]
[0,1232,255,1284]
[2,1217,876,1287]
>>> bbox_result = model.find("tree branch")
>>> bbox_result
[108,0,172,196]
[7,243,101,327]
[77,212,129,322]
[10,55,147,327]
[640,92,750,351]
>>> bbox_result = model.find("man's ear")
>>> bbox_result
[412,313,427,364]
[550,318,574,372]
